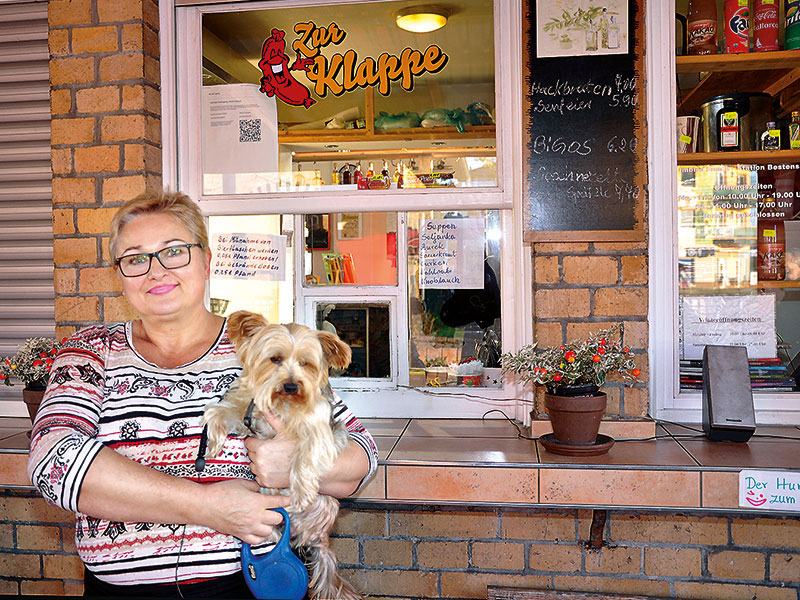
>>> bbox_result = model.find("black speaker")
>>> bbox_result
[702,345,756,442]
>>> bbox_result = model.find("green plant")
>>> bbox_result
[0,337,64,389]
[501,324,638,391]
[424,357,448,368]
[544,6,613,35]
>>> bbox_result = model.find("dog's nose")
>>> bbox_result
[282,382,299,394]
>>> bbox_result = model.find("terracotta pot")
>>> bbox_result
[544,389,607,445]
[22,387,45,423]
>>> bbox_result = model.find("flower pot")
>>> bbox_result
[458,374,482,387]
[424,367,448,387]
[22,387,45,423]
[482,367,503,388]
[544,389,607,445]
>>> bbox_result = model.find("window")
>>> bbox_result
[168,0,529,418]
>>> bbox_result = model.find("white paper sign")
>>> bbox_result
[211,233,286,281]
[419,218,484,289]
[739,470,800,512]
[681,295,776,360]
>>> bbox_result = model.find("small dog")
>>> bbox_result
[203,310,361,600]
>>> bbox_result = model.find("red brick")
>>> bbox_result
[535,255,560,283]
[48,0,92,26]
[331,510,386,537]
[51,148,72,175]
[99,53,144,81]
[16,525,61,551]
[43,553,84,580]
[51,118,94,145]
[52,177,96,205]
[328,537,358,564]
[563,256,618,284]
[77,207,118,234]
[72,26,118,54]
[101,114,146,141]
[0,553,40,578]
[80,267,122,294]
[49,28,70,56]
[622,385,650,417]
[55,296,100,322]
[621,255,648,284]
[74,146,120,173]
[98,0,148,23]
[101,175,150,202]
[534,321,563,347]
[75,86,120,113]
[50,89,72,114]
[54,268,77,295]
[55,234,98,266]
[50,56,94,85]
[594,287,648,317]
[534,288,591,318]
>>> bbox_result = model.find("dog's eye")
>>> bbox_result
[271,356,283,364]
[298,360,308,367]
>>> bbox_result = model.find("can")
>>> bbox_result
[724,0,751,53]
[754,0,780,51]
[787,0,800,50]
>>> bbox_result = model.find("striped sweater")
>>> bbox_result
[27,320,378,586]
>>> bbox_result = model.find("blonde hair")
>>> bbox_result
[109,190,209,260]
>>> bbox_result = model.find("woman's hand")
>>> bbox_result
[244,412,295,490]
[202,478,290,545]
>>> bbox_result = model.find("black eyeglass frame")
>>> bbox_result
[114,243,203,278]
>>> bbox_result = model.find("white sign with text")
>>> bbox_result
[739,470,800,512]
[681,295,776,360]
[419,218,484,289]
[211,233,286,281]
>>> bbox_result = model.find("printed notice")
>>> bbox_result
[211,233,286,281]
[419,218,484,289]
[681,295,776,360]
[740,470,800,512]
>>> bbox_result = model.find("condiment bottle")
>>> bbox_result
[724,0,751,53]
[760,121,781,150]
[366,162,374,179]
[354,162,362,184]
[293,163,305,188]
[754,0,780,51]
[757,220,786,280]
[331,163,340,185]
[717,98,741,151]
[789,111,800,149]
[787,0,800,50]
[688,0,718,55]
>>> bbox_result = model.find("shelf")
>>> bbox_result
[291,146,495,162]
[677,149,800,165]
[676,50,800,74]
[682,281,800,290]
[279,125,496,145]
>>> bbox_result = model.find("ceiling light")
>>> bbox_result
[395,5,449,33]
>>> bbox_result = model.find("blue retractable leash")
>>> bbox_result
[241,507,309,600]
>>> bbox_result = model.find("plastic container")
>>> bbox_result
[688,0,719,54]
[754,0,780,51]
[724,0,751,53]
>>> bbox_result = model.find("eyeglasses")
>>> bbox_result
[115,243,202,277]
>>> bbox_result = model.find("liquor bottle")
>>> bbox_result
[381,162,390,187]
[789,111,800,149]
[354,162,362,184]
[754,0,780,51]
[717,99,741,151]
[366,162,374,179]
[599,8,609,48]
[585,19,598,51]
[311,169,324,187]
[396,163,404,189]
[757,220,785,280]
[787,0,800,49]
[341,165,351,185]
[687,0,718,55]
[724,0,750,53]
[331,163,340,185]
[293,163,305,188]
[607,16,620,49]
[760,121,781,150]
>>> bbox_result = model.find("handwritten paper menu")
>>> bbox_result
[740,470,800,512]
[211,233,286,281]
[419,218,484,289]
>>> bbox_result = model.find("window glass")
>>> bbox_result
[303,212,397,286]
[677,164,800,393]
[316,302,392,378]
[200,0,497,195]
[407,210,502,387]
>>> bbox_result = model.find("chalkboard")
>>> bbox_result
[523,0,646,242]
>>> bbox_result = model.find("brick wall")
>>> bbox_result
[532,242,650,420]
[49,0,162,340]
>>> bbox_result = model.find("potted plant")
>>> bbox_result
[476,328,502,387]
[424,357,449,386]
[0,337,64,422]
[501,324,639,453]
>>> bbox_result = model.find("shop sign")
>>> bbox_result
[211,233,287,280]
[739,470,800,512]
[257,22,448,107]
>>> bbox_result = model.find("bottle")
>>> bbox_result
[724,0,751,53]
[687,0,718,55]
[787,0,800,49]
[717,98,741,151]
[311,169,324,187]
[293,163,305,188]
[607,16,620,49]
[585,19,598,51]
[754,0,780,51]
[599,8,609,48]
[331,163,340,185]
[354,162,362,184]
[757,220,785,280]
[381,161,390,187]
[396,163,404,189]
[366,162,374,179]
[760,121,781,150]
[341,165,351,185]
[789,111,800,149]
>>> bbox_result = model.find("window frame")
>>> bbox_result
[646,0,800,424]
[161,0,532,419]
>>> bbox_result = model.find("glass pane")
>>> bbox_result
[407,210,502,387]
[677,164,800,393]
[316,302,391,379]
[207,215,295,322]
[200,0,497,195]
[303,212,397,286]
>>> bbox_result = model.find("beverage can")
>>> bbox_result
[724,0,751,53]
[787,0,800,50]
[754,0,780,51]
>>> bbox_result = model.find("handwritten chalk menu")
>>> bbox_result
[740,470,800,513]
[523,0,645,241]
[419,218,484,289]
[681,295,776,360]
[211,233,286,280]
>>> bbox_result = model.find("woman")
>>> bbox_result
[27,190,378,597]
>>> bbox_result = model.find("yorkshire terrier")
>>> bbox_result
[202,310,361,600]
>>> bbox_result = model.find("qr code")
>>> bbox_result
[239,119,261,143]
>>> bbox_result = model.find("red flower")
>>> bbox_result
[50,348,58,355]
[600,339,607,345]
[39,352,47,358]
[632,368,640,377]
[0,374,6,380]
[623,346,630,354]
[598,347,606,355]
[553,373,562,382]
[45,358,53,365]
[564,350,576,363]
[592,355,601,363]
[33,360,43,367]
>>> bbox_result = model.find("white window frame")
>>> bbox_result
[647,1,800,424]
[159,0,532,419]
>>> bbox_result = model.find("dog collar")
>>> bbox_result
[243,399,258,434]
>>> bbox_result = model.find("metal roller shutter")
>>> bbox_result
[0,0,54,416]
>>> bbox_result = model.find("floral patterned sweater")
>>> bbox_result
[27,321,378,585]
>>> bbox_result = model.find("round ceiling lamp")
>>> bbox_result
[395,5,450,33]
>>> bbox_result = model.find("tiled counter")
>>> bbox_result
[3,417,799,514]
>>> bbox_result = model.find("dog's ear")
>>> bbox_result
[316,330,352,370]
[227,310,268,345]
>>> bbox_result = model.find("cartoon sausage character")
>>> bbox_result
[258,29,316,108]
